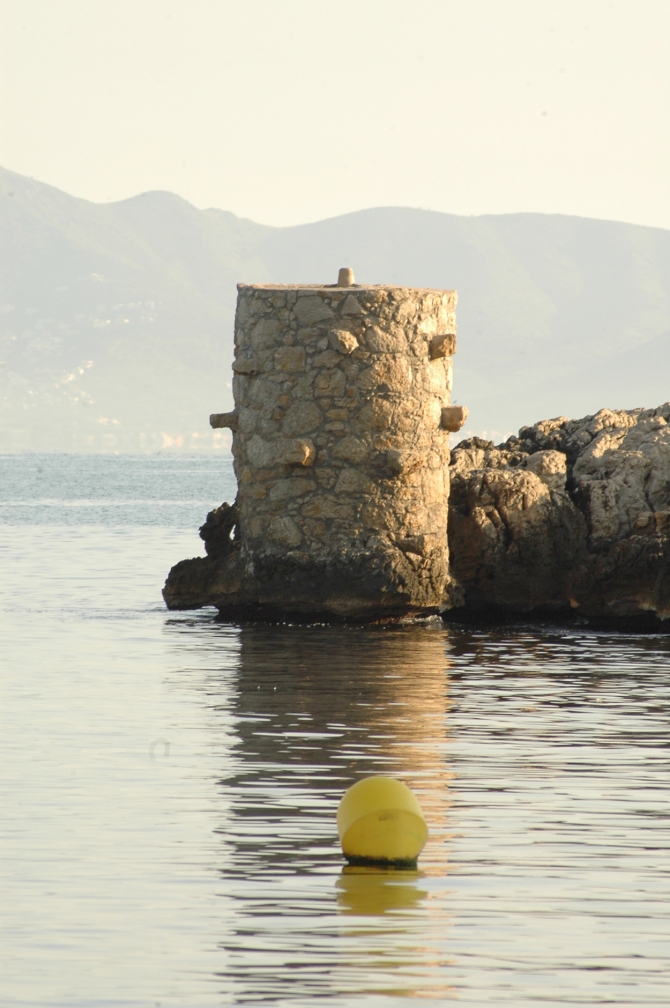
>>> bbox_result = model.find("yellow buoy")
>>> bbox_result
[337,776,428,867]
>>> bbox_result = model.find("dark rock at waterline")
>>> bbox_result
[448,404,670,624]
[163,502,239,610]
[163,505,461,622]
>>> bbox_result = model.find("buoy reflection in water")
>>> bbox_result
[336,865,426,916]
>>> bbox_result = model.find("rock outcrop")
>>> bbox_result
[449,404,670,624]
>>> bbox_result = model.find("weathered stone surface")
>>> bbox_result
[268,477,317,501]
[441,405,468,432]
[429,333,457,359]
[358,356,413,393]
[519,450,566,492]
[210,410,238,431]
[314,369,346,397]
[268,515,302,548]
[279,439,316,467]
[332,435,370,465]
[294,296,334,326]
[231,355,259,374]
[329,329,359,354]
[245,433,316,468]
[364,325,407,354]
[386,449,424,476]
[274,346,306,372]
[341,294,364,316]
[164,282,460,621]
[448,404,670,624]
[282,401,322,436]
[448,465,588,612]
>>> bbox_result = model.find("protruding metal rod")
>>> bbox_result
[337,267,355,287]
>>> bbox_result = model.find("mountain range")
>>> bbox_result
[2,164,669,452]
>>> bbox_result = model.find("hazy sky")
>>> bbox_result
[1,0,669,228]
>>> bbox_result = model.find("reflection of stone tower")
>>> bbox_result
[205,623,455,1000]
[219,624,453,874]
[164,272,467,621]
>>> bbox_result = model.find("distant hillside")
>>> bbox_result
[2,165,669,451]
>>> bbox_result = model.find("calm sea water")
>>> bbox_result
[1,453,669,1007]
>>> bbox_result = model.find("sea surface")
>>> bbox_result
[1,453,669,1007]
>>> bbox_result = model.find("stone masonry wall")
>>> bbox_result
[165,281,462,620]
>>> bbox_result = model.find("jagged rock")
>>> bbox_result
[162,502,239,610]
[449,404,670,624]
[518,450,567,492]
[449,453,588,612]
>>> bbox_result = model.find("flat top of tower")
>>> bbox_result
[237,283,456,295]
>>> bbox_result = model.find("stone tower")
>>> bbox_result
[164,272,467,620]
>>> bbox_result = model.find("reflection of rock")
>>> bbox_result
[449,404,670,624]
